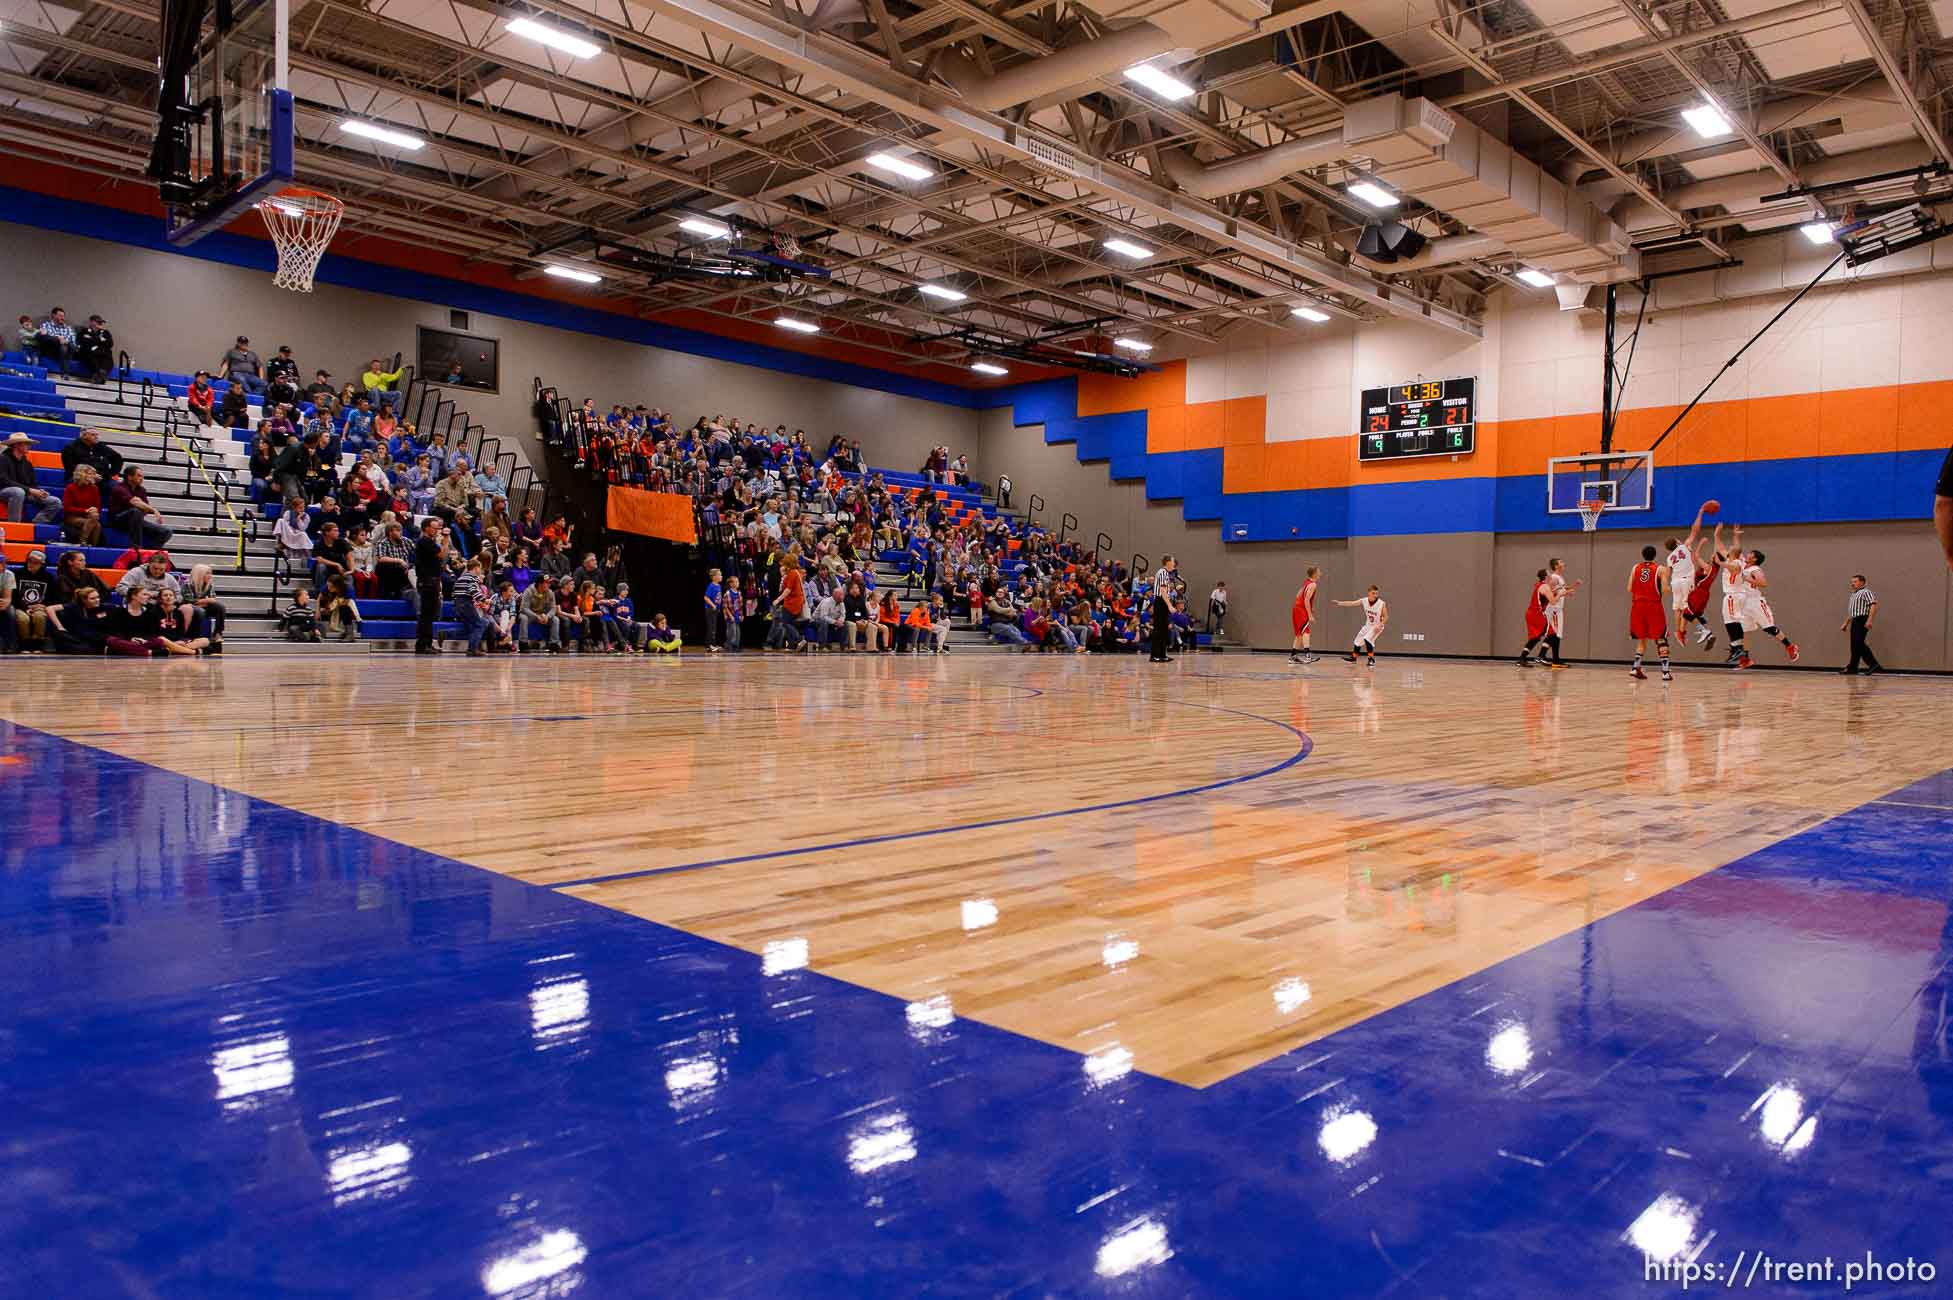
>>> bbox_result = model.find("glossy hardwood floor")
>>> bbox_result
[5,651,1947,1086]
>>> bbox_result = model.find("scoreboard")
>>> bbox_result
[1358,376,1476,461]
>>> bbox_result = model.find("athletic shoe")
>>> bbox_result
[1661,671,1672,682]
[1516,654,1533,667]
[1697,626,1715,650]
[1288,654,1302,664]
[1301,652,1318,664]
[1630,667,1646,680]
[1734,654,1753,671]
[1345,651,1359,663]
[1839,668,1860,675]
[1785,642,1800,662]
[1366,657,1376,668]
[1548,662,1568,671]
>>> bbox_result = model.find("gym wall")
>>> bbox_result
[978,230,1953,667]
[0,218,982,482]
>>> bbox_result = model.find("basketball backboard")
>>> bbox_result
[1546,450,1654,518]
[153,0,294,246]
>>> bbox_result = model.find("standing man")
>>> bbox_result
[1289,566,1320,665]
[1147,555,1177,663]
[1627,545,1671,682]
[1841,574,1882,675]
[412,516,446,655]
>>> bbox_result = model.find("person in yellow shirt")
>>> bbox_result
[360,357,405,414]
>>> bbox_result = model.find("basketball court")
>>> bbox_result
[6,0,1953,1291]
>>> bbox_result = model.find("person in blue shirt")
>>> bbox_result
[341,398,375,454]
[720,575,744,651]
[611,584,644,651]
[702,567,722,652]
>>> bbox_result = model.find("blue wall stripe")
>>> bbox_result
[0,185,1016,410]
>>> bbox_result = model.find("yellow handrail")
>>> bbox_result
[2,408,249,569]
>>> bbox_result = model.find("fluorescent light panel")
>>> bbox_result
[678,217,730,238]
[1103,238,1153,259]
[918,283,967,301]
[865,152,933,181]
[970,362,1009,376]
[339,119,424,151]
[1122,62,1196,102]
[773,316,820,334]
[1516,267,1555,288]
[544,265,601,284]
[1112,337,1153,353]
[1291,306,1330,323]
[1346,181,1398,209]
[505,16,600,59]
[1681,102,1732,139]
[1799,220,1834,244]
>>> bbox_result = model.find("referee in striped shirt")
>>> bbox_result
[1840,574,1882,674]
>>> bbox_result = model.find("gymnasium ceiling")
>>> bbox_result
[1,0,1950,372]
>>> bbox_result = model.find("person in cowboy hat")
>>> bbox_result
[0,432,62,525]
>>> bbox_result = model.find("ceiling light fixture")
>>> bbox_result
[1799,220,1835,244]
[1122,62,1196,102]
[339,119,424,151]
[1291,305,1331,323]
[1346,180,1398,209]
[918,283,968,302]
[505,16,601,59]
[543,265,601,284]
[865,152,934,182]
[1103,237,1154,259]
[971,361,1009,376]
[773,316,821,334]
[1516,267,1556,288]
[678,217,730,238]
[1112,337,1154,353]
[1681,102,1733,139]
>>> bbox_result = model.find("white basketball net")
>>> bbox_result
[258,189,345,293]
[1578,499,1606,532]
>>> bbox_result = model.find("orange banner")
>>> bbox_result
[606,487,698,544]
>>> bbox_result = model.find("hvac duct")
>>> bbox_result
[1339,232,1505,273]
[1158,127,1343,198]
[1613,141,1934,235]
[941,22,1177,111]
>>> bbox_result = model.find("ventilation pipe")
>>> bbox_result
[1157,126,1342,199]
[1337,232,1505,273]
[940,22,1176,111]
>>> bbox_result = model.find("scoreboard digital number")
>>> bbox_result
[1358,376,1476,461]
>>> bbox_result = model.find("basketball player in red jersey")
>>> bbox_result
[1627,544,1671,682]
[1288,566,1320,665]
[1517,568,1551,666]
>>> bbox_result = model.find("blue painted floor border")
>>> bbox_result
[3,721,1951,1298]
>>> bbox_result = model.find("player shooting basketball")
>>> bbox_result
[1664,502,1719,651]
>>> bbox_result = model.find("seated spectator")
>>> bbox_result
[273,498,314,573]
[513,507,543,552]
[347,525,377,597]
[219,335,266,395]
[182,564,226,648]
[374,519,414,604]
[217,383,251,429]
[304,369,336,411]
[248,435,276,502]
[474,462,508,506]
[61,464,104,546]
[34,306,76,372]
[108,586,202,656]
[554,576,585,650]
[60,425,124,483]
[361,357,406,413]
[876,589,901,653]
[115,550,181,603]
[311,521,351,593]
[342,397,375,454]
[318,575,362,642]
[489,580,519,652]
[46,586,112,654]
[644,612,681,653]
[280,588,321,642]
[75,314,113,384]
[432,463,477,529]
[985,589,1027,645]
[521,576,560,651]
[1,432,62,525]
[187,372,217,427]
[265,345,301,406]
[0,585,12,655]
[155,588,214,653]
[52,551,108,607]
[404,454,436,515]
[106,466,173,546]
[811,585,846,651]
[9,548,52,651]
[843,579,877,652]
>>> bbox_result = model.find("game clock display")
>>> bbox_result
[1358,377,1476,460]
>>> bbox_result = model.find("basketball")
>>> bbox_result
[1702,499,1721,514]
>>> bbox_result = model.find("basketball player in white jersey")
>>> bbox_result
[1663,502,1718,650]
[1335,586,1387,668]
[1536,558,1580,668]
[1721,525,1799,670]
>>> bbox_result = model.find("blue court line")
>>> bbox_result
[547,697,1311,890]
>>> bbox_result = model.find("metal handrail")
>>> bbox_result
[1095,531,1112,564]
[1131,554,1149,596]
[137,377,155,437]
[1027,492,1043,521]
[1059,511,1077,544]
[115,350,131,403]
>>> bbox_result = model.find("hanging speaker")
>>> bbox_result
[1356,221,1427,263]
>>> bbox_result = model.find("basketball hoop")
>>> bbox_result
[257,187,343,292]
[1577,498,1606,532]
